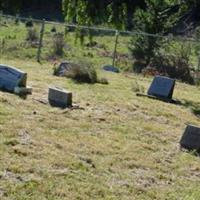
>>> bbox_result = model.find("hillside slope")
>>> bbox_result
[0,58,200,200]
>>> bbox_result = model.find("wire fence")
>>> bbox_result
[1,13,200,80]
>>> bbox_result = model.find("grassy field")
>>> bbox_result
[0,57,200,200]
[0,17,132,72]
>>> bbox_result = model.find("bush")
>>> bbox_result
[54,61,108,84]
[26,27,38,42]
[66,61,97,83]
[15,15,20,25]
[25,18,33,27]
[150,44,194,84]
[53,33,65,56]
[51,26,57,33]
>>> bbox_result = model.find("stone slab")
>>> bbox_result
[147,76,175,99]
[103,65,119,73]
[48,87,72,108]
[0,64,27,92]
[180,124,200,151]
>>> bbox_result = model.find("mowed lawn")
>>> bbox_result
[0,58,200,200]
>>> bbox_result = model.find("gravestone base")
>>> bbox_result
[14,86,32,95]
[180,125,200,152]
[136,93,179,104]
[48,87,72,108]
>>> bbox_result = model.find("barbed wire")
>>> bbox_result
[0,13,200,43]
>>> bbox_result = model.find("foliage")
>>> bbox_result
[52,33,65,56]
[54,60,97,83]
[150,42,194,84]
[62,0,145,30]
[25,18,33,27]
[53,60,109,84]
[51,26,57,33]
[130,0,187,72]
[26,27,38,42]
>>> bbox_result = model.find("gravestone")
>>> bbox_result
[48,87,72,108]
[180,125,200,151]
[103,65,119,73]
[54,61,79,77]
[0,65,27,92]
[147,76,175,100]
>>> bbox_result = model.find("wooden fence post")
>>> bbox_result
[37,19,45,62]
[112,30,119,67]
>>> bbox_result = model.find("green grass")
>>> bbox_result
[0,57,200,199]
[0,17,132,72]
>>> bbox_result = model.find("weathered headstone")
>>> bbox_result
[54,61,78,77]
[0,65,27,92]
[147,76,175,100]
[48,87,72,108]
[103,65,119,73]
[180,124,200,151]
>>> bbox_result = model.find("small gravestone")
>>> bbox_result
[0,65,27,92]
[48,87,72,108]
[147,76,175,100]
[54,61,78,77]
[180,125,200,151]
[103,65,119,73]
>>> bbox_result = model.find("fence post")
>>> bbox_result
[37,19,45,62]
[112,30,119,67]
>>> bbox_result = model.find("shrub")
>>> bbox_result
[54,61,108,84]
[51,26,57,33]
[25,18,33,27]
[26,27,38,42]
[131,80,144,93]
[53,33,65,56]
[66,61,97,83]
[150,44,194,84]
[15,15,20,25]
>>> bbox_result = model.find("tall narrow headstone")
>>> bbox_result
[48,87,72,108]
[147,76,175,100]
[0,65,27,92]
[180,125,200,151]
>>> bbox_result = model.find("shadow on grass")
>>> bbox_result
[179,99,200,117]
[180,147,200,157]
[0,89,28,100]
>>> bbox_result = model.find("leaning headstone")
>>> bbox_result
[180,124,200,151]
[0,65,27,92]
[147,76,175,100]
[103,65,120,73]
[48,87,72,108]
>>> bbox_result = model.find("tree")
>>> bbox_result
[62,0,145,30]
[0,0,22,13]
[130,0,186,72]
